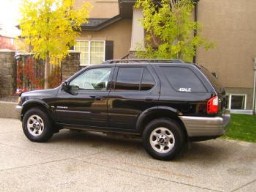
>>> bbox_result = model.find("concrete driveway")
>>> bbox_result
[0,118,255,192]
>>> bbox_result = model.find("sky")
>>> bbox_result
[0,0,22,37]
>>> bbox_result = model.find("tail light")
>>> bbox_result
[207,96,219,114]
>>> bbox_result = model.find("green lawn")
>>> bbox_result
[224,114,256,143]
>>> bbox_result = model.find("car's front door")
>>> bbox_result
[54,66,113,128]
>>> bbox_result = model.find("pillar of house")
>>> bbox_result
[129,8,145,58]
[0,50,16,97]
[61,51,81,81]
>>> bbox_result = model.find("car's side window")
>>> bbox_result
[141,68,155,90]
[114,67,155,91]
[161,66,207,93]
[70,67,112,90]
[115,67,143,90]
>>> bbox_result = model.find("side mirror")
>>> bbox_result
[61,81,69,92]
[69,85,79,95]
[62,82,79,95]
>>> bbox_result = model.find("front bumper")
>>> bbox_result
[16,105,22,120]
[179,110,230,137]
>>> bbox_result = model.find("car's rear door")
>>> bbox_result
[107,64,160,130]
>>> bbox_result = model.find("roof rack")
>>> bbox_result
[102,59,184,64]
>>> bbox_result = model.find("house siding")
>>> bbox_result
[197,0,256,110]
[74,0,119,18]
[78,19,132,59]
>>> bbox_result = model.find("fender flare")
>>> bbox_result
[21,99,52,117]
[136,106,179,132]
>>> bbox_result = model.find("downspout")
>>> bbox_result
[253,57,256,115]
[193,0,199,64]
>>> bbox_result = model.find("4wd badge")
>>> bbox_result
[179,88,191,92]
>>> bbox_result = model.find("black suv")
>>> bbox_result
[17,59,230,160]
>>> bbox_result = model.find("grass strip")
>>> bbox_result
[224,114,256,143]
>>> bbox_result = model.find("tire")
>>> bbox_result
[22,108,54,142]
[142,118,185,161]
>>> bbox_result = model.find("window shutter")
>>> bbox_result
[105,41,114,61]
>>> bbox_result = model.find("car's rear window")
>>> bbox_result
[161,66,207,93]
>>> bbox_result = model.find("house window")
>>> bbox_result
[227,94,247,110]
[74,40,105,66]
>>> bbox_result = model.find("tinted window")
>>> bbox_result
[199,66,224,93]
[141,68,155,90]
[114,67,155,91]
[115,68,143,90]
[162,67,207,93]
[70,67,111,90]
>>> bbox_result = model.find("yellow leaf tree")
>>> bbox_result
[19,0,91,88]
[135,0,213,62]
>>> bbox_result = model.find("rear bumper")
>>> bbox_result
[179,110,230,137]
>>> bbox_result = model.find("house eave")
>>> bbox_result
[81,0,136,31]
[81,16,122,31]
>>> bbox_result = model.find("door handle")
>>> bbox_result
[145,97,153,102]
[90,96,103,100]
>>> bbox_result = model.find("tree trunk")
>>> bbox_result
[44,56,50,89]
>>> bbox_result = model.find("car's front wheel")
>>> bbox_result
[142,118,185,160]
[22,108,54,142]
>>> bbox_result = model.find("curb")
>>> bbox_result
[0,101,18,119]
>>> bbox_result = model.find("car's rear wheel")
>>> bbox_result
[22,108,54,142]
[143,118,185,160]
